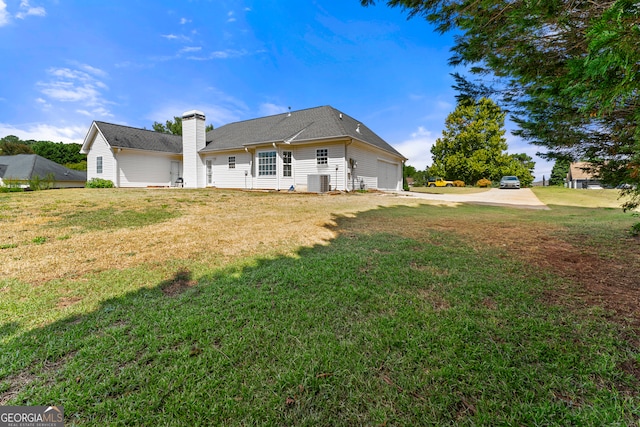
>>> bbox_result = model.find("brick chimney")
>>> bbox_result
[181,110,206,188]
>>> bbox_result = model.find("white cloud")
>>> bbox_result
[35,97,51,109]
[36,66,113,118]
[179,17,191,25]
[16,0,45,19]
[179,46,201,54]
[76,107,113,118]
[258,103,288,117]
[395,126,437,170]
[0,122,87,144]
[161,33,191,42]
[186,49,249,61]
[0,1,9,26]
[77,63,108,78]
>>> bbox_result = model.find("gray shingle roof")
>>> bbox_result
[94,121,183,153]
[201,106,405,158]
[0,154,87,182]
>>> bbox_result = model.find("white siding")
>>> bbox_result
[346,142,402,191]
[294,144,345,191]
[86,131,117,184]
[118,150,181,188]
[346,143,376,191]
[204,152,253,189]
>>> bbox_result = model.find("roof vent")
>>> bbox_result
[287,106,291,117]
[339,113,343,119]
[356,123,361,134]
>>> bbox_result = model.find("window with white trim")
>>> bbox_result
[258,151,276,176]
[316,148,328,165]
[96,156,103,174]
[283,151,292,177]
[228,156,236,169]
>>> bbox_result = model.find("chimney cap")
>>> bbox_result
[182,110,206,120]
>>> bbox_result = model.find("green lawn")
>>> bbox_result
[1,190,639,425]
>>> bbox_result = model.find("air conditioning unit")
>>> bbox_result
[307,174,331,193]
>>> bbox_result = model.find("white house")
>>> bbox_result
[566,162,602,189]
[0,154,86,189]
[80,106,407,192]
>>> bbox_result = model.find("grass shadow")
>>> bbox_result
[0,204,638,425]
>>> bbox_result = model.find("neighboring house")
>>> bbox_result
[80,106,407,191]
[0,154,86,189]
[566,162,602,189]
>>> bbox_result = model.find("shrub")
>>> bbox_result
[477,178,492,188]
[28,173,55,191]
[0,178,25,192]
[453,180,466,187]
[86,178,115,188]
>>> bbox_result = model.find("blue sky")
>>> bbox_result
[0,0,552,179]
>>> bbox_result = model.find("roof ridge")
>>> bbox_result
[95,121,182,138]
[215,105,334,128]
[28,153,38,180]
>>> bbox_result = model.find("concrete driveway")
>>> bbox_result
[395,188,549,210]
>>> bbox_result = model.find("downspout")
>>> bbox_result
[114,148,121,188]
[273,142,279,191]
[245,147,252,190]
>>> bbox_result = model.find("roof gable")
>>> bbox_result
[93,121,183,154]
[568,162,598,180]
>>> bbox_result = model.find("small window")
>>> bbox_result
[258,151,276,176]
[96,156,103,174]
[316,148,328,165]
[283,151,292,177]
[228,156,236,169]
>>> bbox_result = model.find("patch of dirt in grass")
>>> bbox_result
[619,359,640,387]
[458,222,640,331]
[417,288,450,311]
[0,352,76,405]
[0,371,36,405]
[160,269,197,296]
[57,296,82,308]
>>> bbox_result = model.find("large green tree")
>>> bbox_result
[0,136,34,155]
[549,159,571,186]
[153,117,214,135]
[430,98,534,186]
[30,141,85,165]
[361,0,639,207]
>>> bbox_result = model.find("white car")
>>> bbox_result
[500,176,520,189]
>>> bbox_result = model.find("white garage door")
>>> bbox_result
[377,160,399,190]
